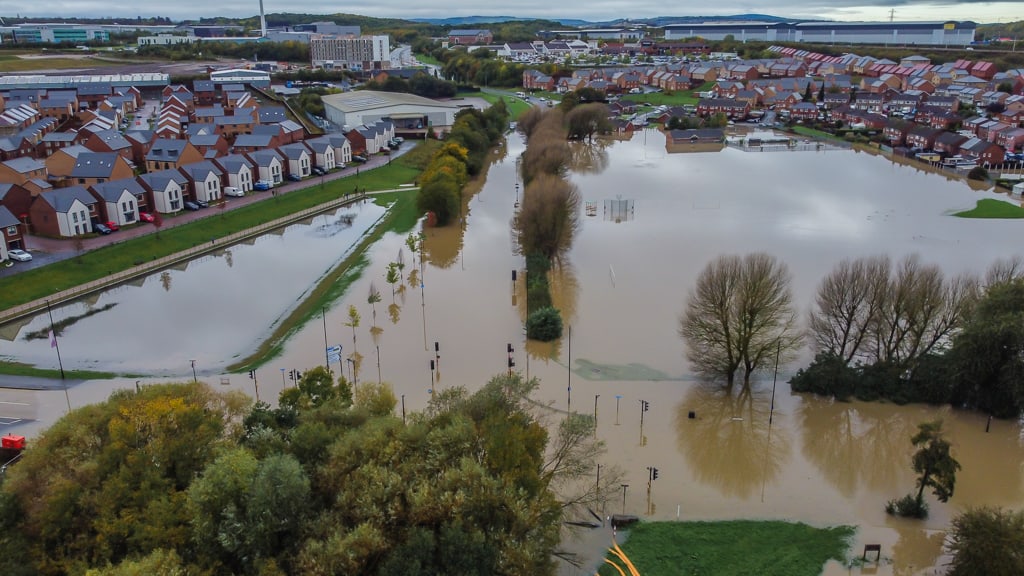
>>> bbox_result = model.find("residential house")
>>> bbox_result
[84,129,134,161]
[89,178,145,226]
[666,128,724,144]
[214,114,257,142]
[523,69,555,91]
[37,131,78,158]
[695,98,750,119]
[448,29,493,45]
[178,160,224,203]
[277,142,312,178]
[70,152,135,187]
[38,92,77,123]
[933,132,969,156]
[883,120,911,145]
[0,157,47,186]
[303,136,337,171]
[0,183,33,222]
[960,137,1005,165]
[212,154,255,192]
[851,92,885,113]
[0,105,40,136]
[189,133,229,159]
[905,126,944,150]
[328,134,353,165]
[192,80,218,107]
[345,128,368,156]
[995,127,1024,152]
[0,205,24,252]
[125,130,155,166]
[232,133,278,153]
[145,138,203,172]
[29,186,98,237]
[789,102,818,121]
[75,84,113,110]
[822,92,851,110]
[978,121,1011,142]
[245,149,284,185]
[998,109,1024,127]
[45,144,90,180]
[137,169,189,213]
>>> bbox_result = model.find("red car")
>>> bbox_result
[139,212,155,223]
[104,221,120,232]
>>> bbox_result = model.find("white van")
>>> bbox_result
[224,186,244,197]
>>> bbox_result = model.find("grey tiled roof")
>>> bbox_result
[138,168,189,190]
[36,186,96,213]
[90,177,145,202]
[71,152,123,178]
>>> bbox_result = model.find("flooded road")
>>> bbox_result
[5,131,1023,575]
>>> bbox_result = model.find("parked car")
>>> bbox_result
[139,212,155,223]
[94,222,113,234]
[7,249,31,262]
[104,221,120,232]
[254,180,272,191]
[312,167,326,176]
[224,186,244,197]
[287,173,302,182]
[194,199,209,208]
[352,155,367,163]
[183,201,201,211]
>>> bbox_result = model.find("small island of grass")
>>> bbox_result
[953,198,1024,218]
[598,520,855,576]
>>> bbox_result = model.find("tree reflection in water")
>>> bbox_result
[675,383,791,499]
[567,139,610,175]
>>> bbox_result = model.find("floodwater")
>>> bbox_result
[5,130,1024,575]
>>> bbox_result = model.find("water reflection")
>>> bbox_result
[568,140,610,175]
[675,384,791,499]
[798,396,920,498]
[887,519,947,576]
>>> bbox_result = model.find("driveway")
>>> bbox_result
[1,144,411,277]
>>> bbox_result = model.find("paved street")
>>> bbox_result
[0,145,409,278]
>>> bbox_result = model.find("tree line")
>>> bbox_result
[0,372,617,575]
[680,252,1024,417]
[416,102,509,226]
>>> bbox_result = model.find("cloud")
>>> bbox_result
[17,0,1021,23]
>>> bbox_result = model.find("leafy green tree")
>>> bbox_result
[385,263,400,301]
[345,305,360,354]
[887,420,960,518]
[526,306,563,341]
[947,506,1024,576]
[948,278,1024,418]
[280,366,353,411]
[565,103,613,142]
[367,281,382,323]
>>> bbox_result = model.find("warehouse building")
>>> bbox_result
[664,21,976,46]
[321,91,462,137]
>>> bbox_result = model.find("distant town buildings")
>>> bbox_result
[310,35,391,71]
[664,20,976,46]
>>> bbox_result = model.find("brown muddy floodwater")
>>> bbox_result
[4,130,1023,575]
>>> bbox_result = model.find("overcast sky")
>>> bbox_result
[13,1,1024,24]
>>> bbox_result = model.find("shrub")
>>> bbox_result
[885,494,928,519]
[967,166,989,181]
[526,306,563,341]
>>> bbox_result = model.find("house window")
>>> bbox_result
[170,200,180,210]
[6,226,16,236]
[72,212,78,223]
[78,178,85,184]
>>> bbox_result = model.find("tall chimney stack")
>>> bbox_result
[259,0,267,37]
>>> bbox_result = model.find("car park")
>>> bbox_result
[139,212,155,223]
[7,249,31,262]
[94,222,113,234]
[183,201,201,211]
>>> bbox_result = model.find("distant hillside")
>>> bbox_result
[410,16,590,27]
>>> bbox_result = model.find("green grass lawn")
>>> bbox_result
[620,82,713,107]
[460,91,532,121]
[788,125,848,143]
[414,53,442,67]
[0,56,115,72]
[599,521,854,576]
[0,142,440,312]
[954,198,1024,218]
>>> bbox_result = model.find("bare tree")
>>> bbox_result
[680,253,800,388]
[565,103,613,142]
[985,255,1024,288]
[810,255,979,372]
[809,255,889,363]
[511,173,581,261]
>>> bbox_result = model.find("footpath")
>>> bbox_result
[0,149,417,326]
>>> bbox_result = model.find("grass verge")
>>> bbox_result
[227,190,421,372]
[788,125,848,143]
[414,54,442,67]
[598,521,854,576]
[0,56,115,72]
[0,142,440,312]
[620,82,713,107]
[0,360,117,381]
[458,91,532,121]
[953,198,1024,218]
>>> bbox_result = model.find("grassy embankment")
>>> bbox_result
[788,125,850,143]
[0,54,116,73]
[954,197,1024,218]
[621,82,715,108]
[598,521,855,576]
[0,142,440,378]
[460,91,532,121]
[415,54,443,67]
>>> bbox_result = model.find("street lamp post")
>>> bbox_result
[594,394,600,428]
[401,394,406,424]
[615,394,623,425]
[280,368,286,389]
[620,484,629,514]
[190,359,197,383]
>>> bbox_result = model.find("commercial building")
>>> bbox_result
[310,35,391,70]
[664,20,976,46]
[10,24,109,43]
[538,28,644,41]
[321,90,461,136]
[138,34,198,47]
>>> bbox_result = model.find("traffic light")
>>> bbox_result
[508,357,515,368]
[430,360,435,371]
[288,370,295,381]
[248,370,255,380]
[652,467,659,481]
[641,400,649,412]
[296,371,302,380]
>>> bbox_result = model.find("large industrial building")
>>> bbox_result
[321,91,462,136]
[664,20,976,46]
[310,35,391,70]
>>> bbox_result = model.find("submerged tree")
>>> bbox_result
[367,281,382,323]
[680,253,801,388]
[385,263,400,302]
[886,420,960,519]
[512,173,581,262]
[565,102,613,142]
[345,304,360,354]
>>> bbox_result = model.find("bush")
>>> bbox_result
[947,506,1024,576]
[967,166,990,181]
[526,306,563,341]
[789,352,858,400]
[885,494,928,519]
